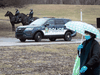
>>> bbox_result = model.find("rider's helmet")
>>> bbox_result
[15,8,18,11]
[30,9,33,11]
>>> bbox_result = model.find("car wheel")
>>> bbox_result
[64,32,72,41]
[19,38,26,42]
[34,32,42,42]
[49,38,56,41]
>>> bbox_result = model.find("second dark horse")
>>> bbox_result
[5,11,39,31]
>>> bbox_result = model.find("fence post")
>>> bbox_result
[80,9,82,22]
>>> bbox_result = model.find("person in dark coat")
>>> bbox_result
[77,31,100,75]
[28,9,34,23]
[15,9,20,22]
[29,9,33,18]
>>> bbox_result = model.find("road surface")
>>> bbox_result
[0,37,100,46]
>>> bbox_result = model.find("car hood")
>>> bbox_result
[18,25,41,28]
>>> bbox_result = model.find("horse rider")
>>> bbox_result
[15,9,20,22]
[27,9,34,23]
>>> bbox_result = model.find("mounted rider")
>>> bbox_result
[15,9,21,22]
[27,9,34,23]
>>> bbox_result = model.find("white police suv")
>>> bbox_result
[15,18,76,42]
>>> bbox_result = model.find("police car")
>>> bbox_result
[15,18,76,42]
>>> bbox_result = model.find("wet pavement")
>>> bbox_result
[0,37,100,46]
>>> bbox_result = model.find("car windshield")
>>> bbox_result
[29,18,49,26]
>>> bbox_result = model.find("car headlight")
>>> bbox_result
[16,28,18,32]
[25,28,34,30]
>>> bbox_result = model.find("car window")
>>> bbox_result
[46,20,55,26]
[29,18,49,26]
[63,19,71,24]
[55,19,64,25]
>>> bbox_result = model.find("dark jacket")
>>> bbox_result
[78,38,100,75]
[15,10,20,16]
[29,11,33,18]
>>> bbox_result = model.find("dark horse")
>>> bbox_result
[5,11,39,31]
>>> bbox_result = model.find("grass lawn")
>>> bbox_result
[0,21,19,37]
[0,44,79,75]
[1,4,100,25]
[0,4,100,38]
[0,4,100,75]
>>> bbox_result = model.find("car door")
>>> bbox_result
[43,19,56,36]
[54,19,66,35]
